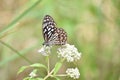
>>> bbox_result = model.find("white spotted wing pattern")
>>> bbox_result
[42,15,67,46]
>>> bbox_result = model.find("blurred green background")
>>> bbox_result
[0,0,120,80]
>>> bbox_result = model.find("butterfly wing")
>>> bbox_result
[42,15,67,46]
[49,28,67,45]
[42,15,57,43]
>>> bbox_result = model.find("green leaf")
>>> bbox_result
[54,77,61,80]
[30,63,47,70]
[17,66,28,74]
[53,62,62,75]
[32,69,37,73]
[23,77,43,80]
[17,63,47,75]
[23,77,34,80]
[23,77,30,80]
[35,78,44,80]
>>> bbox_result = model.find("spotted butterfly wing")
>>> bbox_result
[42,15,67,46]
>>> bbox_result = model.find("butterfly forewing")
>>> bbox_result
[42,15,57,41]
[42,15,67,46]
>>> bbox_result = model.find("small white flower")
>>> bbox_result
[29,71,37,78]
[38,45,52,56]
[57,44,81,62]
[66,67,80,79]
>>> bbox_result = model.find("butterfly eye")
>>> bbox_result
[42,15,67,46]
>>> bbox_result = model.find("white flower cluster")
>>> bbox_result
[38,45,52,56]
[66,67,80,79]
[57,44,81,62]
[29,71,37,78]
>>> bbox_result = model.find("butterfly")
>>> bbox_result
[42,15,67,46]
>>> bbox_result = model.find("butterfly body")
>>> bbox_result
[42,15,67,46]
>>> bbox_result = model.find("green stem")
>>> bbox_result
[54,74,67,77]
[43,59,65,80]
[0,0,42,38]
[47,56,50,74]
[43,68,55,80]
[0,40,32,64]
